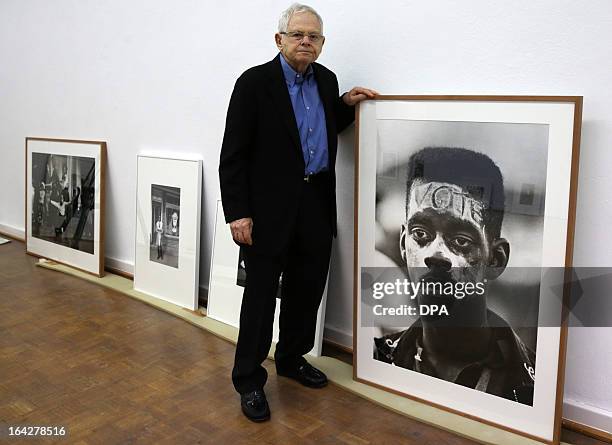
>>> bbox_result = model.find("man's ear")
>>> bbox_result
[486,238,509,280]
[275,33,283,49]
[399,224,407,262]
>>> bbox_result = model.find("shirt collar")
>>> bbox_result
[279,53,313,87]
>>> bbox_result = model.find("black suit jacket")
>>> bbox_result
[219,54,355,253]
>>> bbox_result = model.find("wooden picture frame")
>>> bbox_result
[353,96,582,444]
[25,137,106,277]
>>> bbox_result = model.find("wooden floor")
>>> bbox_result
[0,240,606,445]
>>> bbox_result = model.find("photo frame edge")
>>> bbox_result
[352,101,361,382]
[551,96,583,445]
[193,159,204,310]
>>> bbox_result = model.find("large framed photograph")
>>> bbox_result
[26,137,106,276]
[354,96,582,444]
[134,155,202,310]
[207,200,326,357]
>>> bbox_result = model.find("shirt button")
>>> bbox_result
[306,106,310,110]
[309,128,312,132]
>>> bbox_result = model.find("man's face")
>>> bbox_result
[400,180,493,310]
[275,12,324,72]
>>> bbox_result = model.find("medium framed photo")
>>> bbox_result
[207,200,326,357]
[354,96,582,444]
[26,137,106,276]
[134,155,202,310]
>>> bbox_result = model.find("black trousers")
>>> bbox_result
[231,176,333,394]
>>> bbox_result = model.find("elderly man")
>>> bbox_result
[374,147,536,406]
[219,3,376,421]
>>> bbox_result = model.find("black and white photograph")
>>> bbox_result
[149,184,180,269]
[371,120,547,406]
[354,97,582,443]
[30,152,96,254]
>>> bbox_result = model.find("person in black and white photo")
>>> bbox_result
[170,211,179,236]
[149,184,180,268]
[155,216,164,260]
[373,147,536,405]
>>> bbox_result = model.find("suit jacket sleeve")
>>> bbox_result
[219,73,255,223]
[331,71,355,133]
[336,95,355,133]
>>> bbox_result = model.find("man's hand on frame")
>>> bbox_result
[230,217,253,245]
[343,87,378,106]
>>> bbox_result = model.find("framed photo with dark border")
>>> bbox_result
[353,96,582,444]
[26,137,106,276]
[134,155,202,310]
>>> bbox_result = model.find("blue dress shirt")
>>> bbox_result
[279,54,329,175]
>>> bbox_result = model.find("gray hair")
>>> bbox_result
[278,3,323,33]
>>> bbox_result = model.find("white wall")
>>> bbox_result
[1,0,611,434]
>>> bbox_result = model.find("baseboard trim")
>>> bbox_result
[323,337,353,355]
[563,419,612,442]
[323,325,353,351]
[563,399,612,441]
[0,224,25,242]
[105,257,133,277]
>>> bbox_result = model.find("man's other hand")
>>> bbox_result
[343,87,378,106]
[230,217,253,245]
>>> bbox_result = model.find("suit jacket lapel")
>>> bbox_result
[265,54,302,154]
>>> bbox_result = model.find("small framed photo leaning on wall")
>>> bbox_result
[353,96,582,444]
[134,155,202,311]
[26,137,106,276]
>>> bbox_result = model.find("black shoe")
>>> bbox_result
[240,389,270,422]
[277,361,328,388]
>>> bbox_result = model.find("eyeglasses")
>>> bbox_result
[280,31,324,43]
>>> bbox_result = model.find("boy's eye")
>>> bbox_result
[410,227,431,242]
[451,235,473,248]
